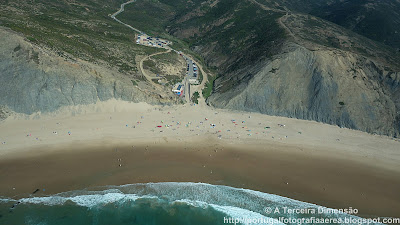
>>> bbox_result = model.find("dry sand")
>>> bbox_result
[0,99,399,218]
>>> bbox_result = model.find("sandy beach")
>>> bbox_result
[0,100,399,218]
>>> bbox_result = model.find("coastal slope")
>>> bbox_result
[208,43,400,136]
[0,28,176,116]
[134,0,400,136]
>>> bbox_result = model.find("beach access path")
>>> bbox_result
[110,0,209,105]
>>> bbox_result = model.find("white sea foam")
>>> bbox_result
[122,182,316,214]
[173,198,283,225]
[172,199,210,209]
[6,182,383,224]
[210,204,284,225]
[0,198,12,203]
[19,193,142,207]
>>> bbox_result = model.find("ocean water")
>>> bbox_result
[0,182,382,225]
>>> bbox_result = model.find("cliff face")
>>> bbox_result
[0,28,174,115]
[2,0,400,137]
[154,0,400,136]
[208,44,400,136]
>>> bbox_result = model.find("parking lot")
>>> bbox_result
[135,34,199,101]
[136,34,171,49]
[183,56,199,85]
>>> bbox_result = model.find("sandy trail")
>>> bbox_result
[138,49,171,90]
[247,0,285,12]
[278,12,299,42]
[249,0,298,43]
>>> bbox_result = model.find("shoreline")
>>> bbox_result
[1,137,399,218]
[1,101,399,218]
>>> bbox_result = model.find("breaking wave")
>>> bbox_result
[0,182,382,225]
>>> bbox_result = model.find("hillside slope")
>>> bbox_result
[257,0,400,50]
[0,0,182,117]
[1,0,400,136]
[205,6,400,137]
[0,28,176,115]
[118,0,400,136]
[208,43,400,136]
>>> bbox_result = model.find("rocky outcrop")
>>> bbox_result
[208,44,400,136]
[0,28,175,115]
[0,105,12,121]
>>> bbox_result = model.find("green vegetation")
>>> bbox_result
[165,75,182,87]
[119,0,285,68]
[117,0,205,63]
[118,0,172,36]
[309,0,400,49]
[197,71,203,85]
[1,0,284,99]
[117,0,286,97]
[131,80,138,86]
[290,14,400,69]
[0,0,163,78]
[339,101,345,106]
[165,75,180,81]
[191,91,199,104]
[136,75,147,82]
[202,75,217,100]
[143,59,162,75]
[180,0,285,60]
[143,59,155,69]
[151,51,186,76]
[151,51,179,64]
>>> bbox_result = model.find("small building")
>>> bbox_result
[189,76,199,85]
[172,83,184,96]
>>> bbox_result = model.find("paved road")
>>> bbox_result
[111,0,210,105]
[179,53,209,107]
[184,57,195,81]
[111,0,143,34]
[184,77,190,103]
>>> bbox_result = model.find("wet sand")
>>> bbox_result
[0,137,399,218]
[0,100,399,219]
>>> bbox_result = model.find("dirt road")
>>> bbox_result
[138,49,171,91]
[111,1,212,105]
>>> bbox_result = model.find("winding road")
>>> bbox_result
[111,0,143,34]
[111,0,299,106]
[249,0,297,42]
[110,0,209,105]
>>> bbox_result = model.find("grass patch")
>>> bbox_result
[143,59,161,74]
[0,0,154,76]
[202,75,217,99]
[165,75,182,86]
[151,51,179,64]
[191,91,200,104]
[197,70,203,85]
